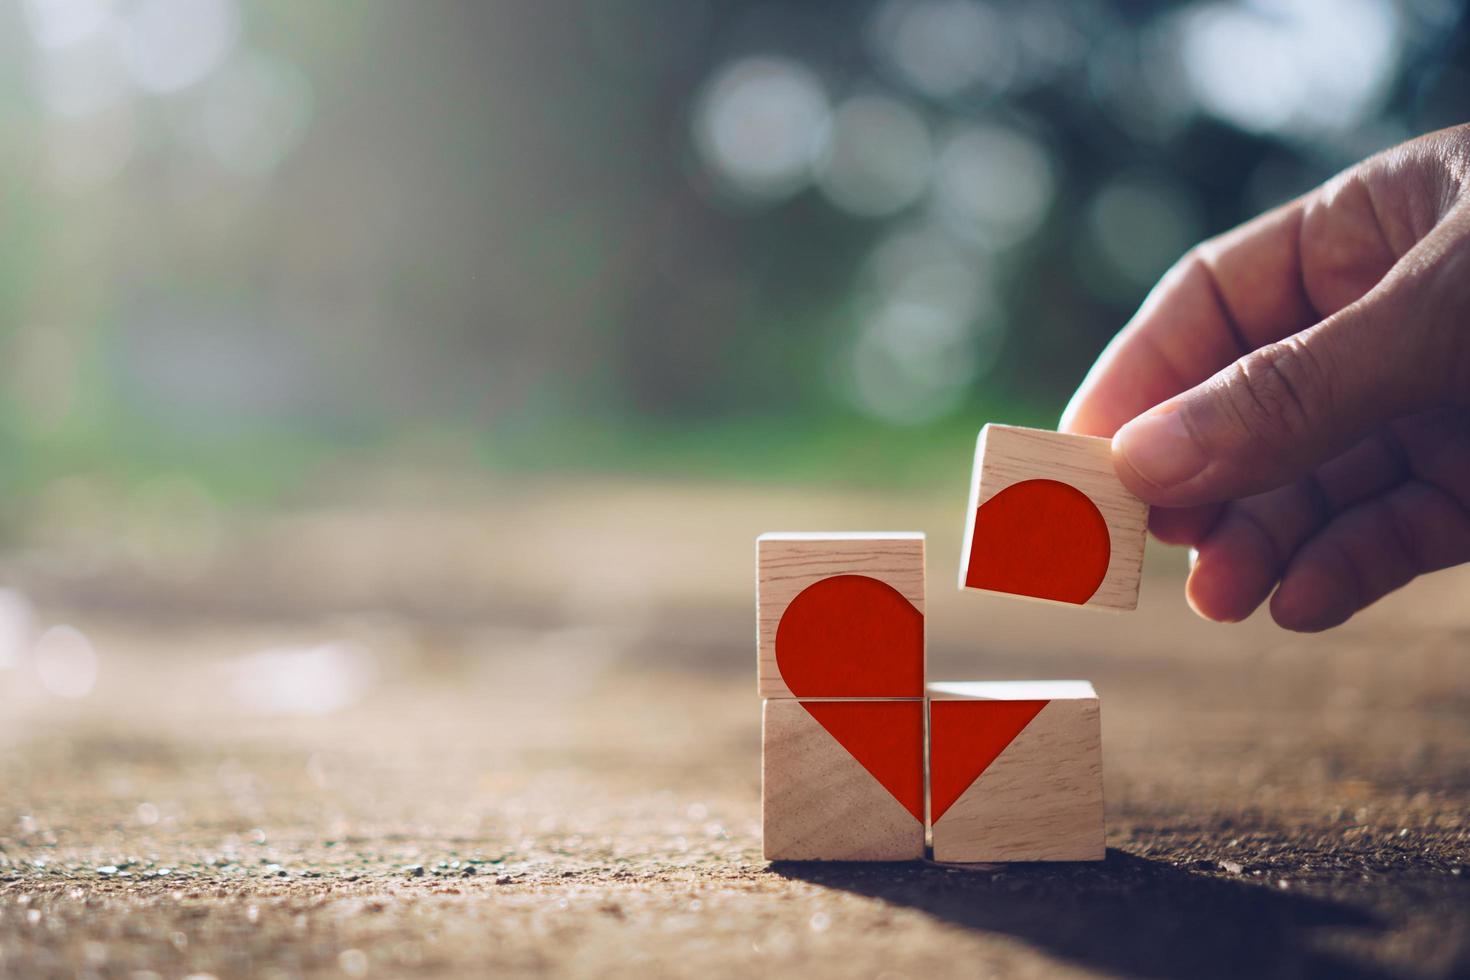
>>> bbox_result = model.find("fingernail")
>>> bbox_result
[1114,409,1207,490]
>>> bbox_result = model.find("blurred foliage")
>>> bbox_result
[1,0,1468,509]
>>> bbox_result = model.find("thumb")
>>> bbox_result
[1110,268,1457,507]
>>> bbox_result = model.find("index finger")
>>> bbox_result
[1059,198,1316,439]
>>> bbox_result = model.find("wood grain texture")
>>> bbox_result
[930,696,1104,863]
[958,425,1147,611]
[762,699,924,861]
[756,533,924,699]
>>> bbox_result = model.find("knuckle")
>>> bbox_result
[1178,242,1211,271]
[1155,245,1211,298]
[1221,340,1330,450]
[1424,230,1470,398]
[1381,495,1428,576]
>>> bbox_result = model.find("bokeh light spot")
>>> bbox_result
[22,0,113,49]
[932,123,1055,249]
[815,94,932,218]
[228,642,377,717]
[199,49,314,177]
[871,0,1014,98]
[1086,173,1204,291]
[693,56,828,203]
[846,300,985,426]
[31,30,131,118]
[1172,0,1401,139]
[118,0,239,94]
[34,624,99,699]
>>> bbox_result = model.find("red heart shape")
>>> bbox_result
[775,574,923,698]
[964,479,1110,604]
[801,700,924,821]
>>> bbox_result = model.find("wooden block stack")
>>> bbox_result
[758,532,925,860]
[758,425,1147,863]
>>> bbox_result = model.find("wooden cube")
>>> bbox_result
[762,698,924,861]
[928,681,1104,863]
[958,424,1147,610]
[756,532,925,699]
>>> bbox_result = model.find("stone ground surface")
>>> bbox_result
[1,478,1469,979]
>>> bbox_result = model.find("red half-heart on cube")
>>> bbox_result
[774,573,923,698]
[964,478,1111,604]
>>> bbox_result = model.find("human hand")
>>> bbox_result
[1061,125,1470,631]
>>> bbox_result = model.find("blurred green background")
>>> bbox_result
[2,0,1468,513]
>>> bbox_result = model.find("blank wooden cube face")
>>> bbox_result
[756,533,925,699]
[958,425,1147,611]
[762,699,924,861]
[928,681,1104,863]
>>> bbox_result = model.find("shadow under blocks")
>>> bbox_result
[772,853,1390,980]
